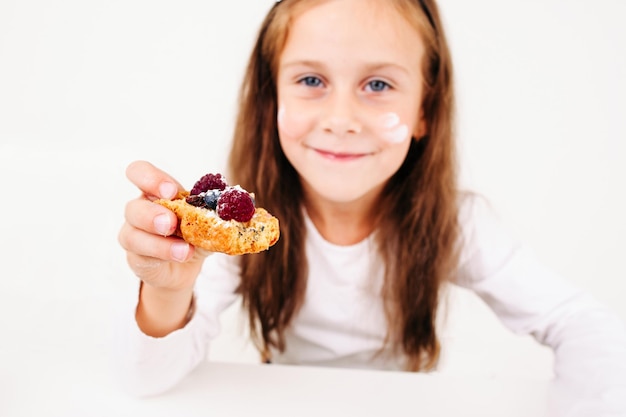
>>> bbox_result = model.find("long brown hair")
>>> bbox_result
[227,0,459,371]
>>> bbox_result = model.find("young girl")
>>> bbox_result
[117,0,626,411]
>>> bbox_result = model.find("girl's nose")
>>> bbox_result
[320,91,362,137]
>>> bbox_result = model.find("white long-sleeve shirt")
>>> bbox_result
[114,195,626,414]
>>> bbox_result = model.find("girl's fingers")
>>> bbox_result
[125,198,178,236]
[118,222,193,263]
[125,251,167,283]
[125,160,185,201]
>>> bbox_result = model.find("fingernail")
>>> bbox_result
[154,214,172,236]
[171,242,190,262]
[159,182,177,199]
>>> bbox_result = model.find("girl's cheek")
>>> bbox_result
[376,112,410,144]
[277,105,312,140]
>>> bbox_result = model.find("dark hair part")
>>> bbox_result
[228,0,459,371]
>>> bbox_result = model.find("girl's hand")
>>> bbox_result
[118,160,209,292]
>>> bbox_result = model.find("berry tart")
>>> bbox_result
[155,173,280,255]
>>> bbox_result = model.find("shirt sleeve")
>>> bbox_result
[112,253,241,397]
[454,194,626,415]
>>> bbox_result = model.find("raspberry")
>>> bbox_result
[190,173,227,195]
[216,187,256,222]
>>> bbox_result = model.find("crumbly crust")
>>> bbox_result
[155,196,280,255]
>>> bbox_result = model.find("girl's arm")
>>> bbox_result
[454,194,626,414]
[114,254,240,397]
[115,161,240,396]
[118,160,209,326]
[135,283,195,338]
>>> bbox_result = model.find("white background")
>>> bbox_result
[0,0,625,392]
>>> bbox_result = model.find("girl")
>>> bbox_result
[117,0,626,412]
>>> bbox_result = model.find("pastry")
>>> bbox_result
[155,173,280,255]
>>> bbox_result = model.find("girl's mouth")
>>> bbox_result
[313,148,371,161]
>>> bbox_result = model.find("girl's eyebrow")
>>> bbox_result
[280,60,410,76]
[364,62,411,76]
[280,59,326,70]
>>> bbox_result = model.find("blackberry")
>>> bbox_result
[190,173,228,195]
[186,194,207,208]
[216,187,255,222]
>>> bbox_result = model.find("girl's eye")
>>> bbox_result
[299,76,323,87]
[366,80,390,92]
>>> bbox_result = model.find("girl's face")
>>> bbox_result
[276,0,426,206]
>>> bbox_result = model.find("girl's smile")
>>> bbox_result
[310,146,375,163]
[312,148,372,161]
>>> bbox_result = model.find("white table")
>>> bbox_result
[1,348,551,417]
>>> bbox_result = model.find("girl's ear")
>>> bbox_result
[413,112,427,140]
